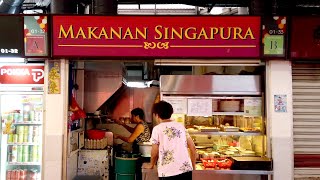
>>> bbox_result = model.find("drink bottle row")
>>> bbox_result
[8,126,40,143]
[7,145,40,163]
[3,104,42,123]
[6,169,40,180]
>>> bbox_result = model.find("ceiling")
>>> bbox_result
[117,0,250,7]
[18,0,320,15]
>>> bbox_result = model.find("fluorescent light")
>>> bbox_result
[0,58,25,63]
[127,81,148,88]
[210,7,224,14]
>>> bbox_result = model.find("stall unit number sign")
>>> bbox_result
[0,16,24,57]
[262,16,287,57]
[264,35,284,55]
[0,48,19,54]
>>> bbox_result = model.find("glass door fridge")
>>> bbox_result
[0,93,43,180]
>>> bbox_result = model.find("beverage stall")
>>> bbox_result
[0,15,48,180]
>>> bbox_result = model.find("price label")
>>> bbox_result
[264,35,284,55]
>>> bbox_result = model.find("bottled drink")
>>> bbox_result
[23,104,30,122]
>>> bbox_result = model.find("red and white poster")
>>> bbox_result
[0,65,44,84]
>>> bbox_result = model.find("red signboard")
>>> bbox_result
[291,17,320,59]
[52,16,261,58]
[0,65,44,84]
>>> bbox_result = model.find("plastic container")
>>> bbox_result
[115,157,138,174]
[86,130,105,140]
[201,158,217,168]
[201,158,233,169]
[138,142,152,157]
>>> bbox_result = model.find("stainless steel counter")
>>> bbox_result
[142,163,272,180]
[142,168,273,175]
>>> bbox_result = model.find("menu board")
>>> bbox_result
[244,98,262,116]
[162,97,187,114]
[0,16,24,57]
[187,99,212,116]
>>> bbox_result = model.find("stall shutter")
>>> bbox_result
[292,64,320,179]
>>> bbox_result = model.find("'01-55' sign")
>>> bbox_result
[0,65,44,84]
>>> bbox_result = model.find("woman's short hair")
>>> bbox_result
[131,108,145,120]
[152,101,173,119]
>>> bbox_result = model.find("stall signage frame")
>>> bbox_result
[0,16,24,58]
[0,64,44,84]
[52,16,261,58]
[24,15,49,57]
[262,16,287,57]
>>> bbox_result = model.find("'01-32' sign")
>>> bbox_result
[0,16,24,57]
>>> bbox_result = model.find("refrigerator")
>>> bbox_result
[0,64,45,180]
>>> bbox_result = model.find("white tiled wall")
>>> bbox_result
[266,60,294,180]
[43,60,69,180]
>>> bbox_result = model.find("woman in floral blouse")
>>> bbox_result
[145,101,196,180]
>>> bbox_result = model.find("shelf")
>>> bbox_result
[86,115,107,119]
[188,131,262,136]
[212,112,245,116]
[7,162,41,166]
[69,149,80,158]
[13,122,42,125]
[211,97,261,100]
[193,169,273,175]
[71,129,84,133]
[211,112,262,117]
[7,143,40,146]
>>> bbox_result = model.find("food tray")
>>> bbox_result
[201,158,217,168]
[201,158,233,169]
[187,128,200,133]
[239,128,261,133]
[200,128,220,132]
[222,126,239,132]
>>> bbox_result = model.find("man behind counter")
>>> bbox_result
[114,108,151,153]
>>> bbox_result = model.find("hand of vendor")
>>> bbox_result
[142,163,154,169]
[113,133,131,143]
[114,119,125,126]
